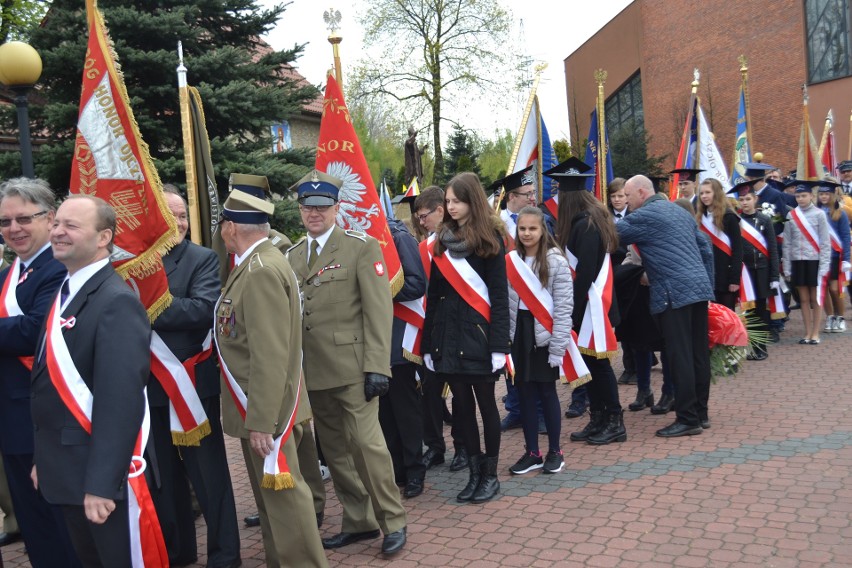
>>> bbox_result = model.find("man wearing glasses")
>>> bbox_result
[497,166,537,249]
[0,178,81,566]
[287,170,408,556]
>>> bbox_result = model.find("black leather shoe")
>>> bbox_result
[656,422,702,437]
[700,418,711,429]
[449,447,469,472]
[617,371,637,385]
[316,511,324,528]
[628,389,654,411]
[422,448,445,469]
[243,514,260,528]
[322,530,381,549]
[650,393,674,415]
[564,400,587,418]
[381,527,407,555]
[404,478,424,498]
[0,532,21,547]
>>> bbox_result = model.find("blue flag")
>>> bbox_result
[584,107,614,196]
[730,86,751,185]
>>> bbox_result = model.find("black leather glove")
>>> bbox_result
[364,372,390,401]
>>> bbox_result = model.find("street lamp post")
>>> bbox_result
[0,41,43,178]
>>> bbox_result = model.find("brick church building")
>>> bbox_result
[564,0,852,174]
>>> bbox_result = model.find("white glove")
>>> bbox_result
[548,353,563,368]
[769,281,781,291]
[423,354,435,372]
[490,353,505,374]
[842,261,851,273]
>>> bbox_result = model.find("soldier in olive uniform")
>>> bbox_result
[287,170,408,556]
[215,180,328,568]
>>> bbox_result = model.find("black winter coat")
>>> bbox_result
[708,210,743,292]
[422,238,510,377]
[740,211,779,298]
[565,212,620,333]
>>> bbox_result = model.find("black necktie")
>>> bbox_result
[60,280,70,306]
[615,212,622,219]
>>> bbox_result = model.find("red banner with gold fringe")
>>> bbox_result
[70,0,177,322]
[315,73,403,294]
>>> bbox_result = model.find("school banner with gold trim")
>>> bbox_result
[70,0,177,321]
[315,73,403,294]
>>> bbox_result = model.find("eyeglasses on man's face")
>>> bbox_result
[415,208,437,222]
[299,205,332,213]
[512,191,536,200]
[0,210,49,228]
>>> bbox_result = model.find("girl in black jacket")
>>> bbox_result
[557,185,626,446]
[422,172,509,504]
[697,178,743,310]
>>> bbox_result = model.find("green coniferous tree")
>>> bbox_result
[442,124,481,185]
[6,0,319,198]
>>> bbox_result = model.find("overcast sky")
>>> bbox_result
[258,0,633,142]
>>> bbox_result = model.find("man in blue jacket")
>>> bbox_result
[618,175,715,437]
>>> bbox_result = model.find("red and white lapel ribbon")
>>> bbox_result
[43,295,167,567]
[0,258,36,371]
[149,331,213,446]
[566,249,618,358]
[505,251,591,388]
[213,298,300,490]
[428,240,512,372]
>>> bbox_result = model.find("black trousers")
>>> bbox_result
[582,354,622,413]
[149,397,240,567]
[449,381,501,458]
[4,452,80,567]
[749,298,770,355]
[657,302,711,427]
[62,499,130,568]
[379,363,426,482]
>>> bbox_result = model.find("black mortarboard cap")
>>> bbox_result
[489,165,535,192]
[669,168,704,182]
[544,158,594,192]
[739,162,775,179]
[792,180,820,193]
[727,178,760,197]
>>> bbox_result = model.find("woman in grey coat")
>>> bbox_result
[506,207,574,475]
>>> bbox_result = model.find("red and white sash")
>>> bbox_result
[0,258,36,371]
[419,234,435,278]
[767,284,787,319]
[700,214,733,256]
[565,249,618,358]
[790,207,821,255]
[738,265,756,310]
[428,239,512,371]
[828,224,848,287]
[43,296,167,567]
[505,252,591,388]
[501,212,516,252]
[740,219,769,257]
[214,304,300,490]
[149,332,213,446]
[393,300,424,364]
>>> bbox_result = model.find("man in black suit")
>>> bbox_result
[147,187,240,568]
[32,195,151,566]
[0,178,80,566]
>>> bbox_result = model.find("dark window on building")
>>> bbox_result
[805,0,852,83]
[604,72,644,136]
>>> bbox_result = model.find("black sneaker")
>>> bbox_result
[542,450,564,474]
[509,451,543,475]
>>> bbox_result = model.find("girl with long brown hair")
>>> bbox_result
[556,183,626,446]
[696,178,743,309]
[422,172,509,503]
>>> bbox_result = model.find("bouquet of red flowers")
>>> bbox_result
[707,302,756,380]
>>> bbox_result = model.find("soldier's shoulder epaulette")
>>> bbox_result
[344,229,367,242]
[247,252,265,271]
[286,237,307,254]
[270,234,282,246]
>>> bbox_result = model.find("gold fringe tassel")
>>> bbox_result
[578,346,618,360]
[441,382,450,398]
[261,472,295,491]
[740,301,756,311]
[171,420,211,447]
[402,349,423,365]
[563,373,592,390]
[770,312,787,320]
[388,267,405,297]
